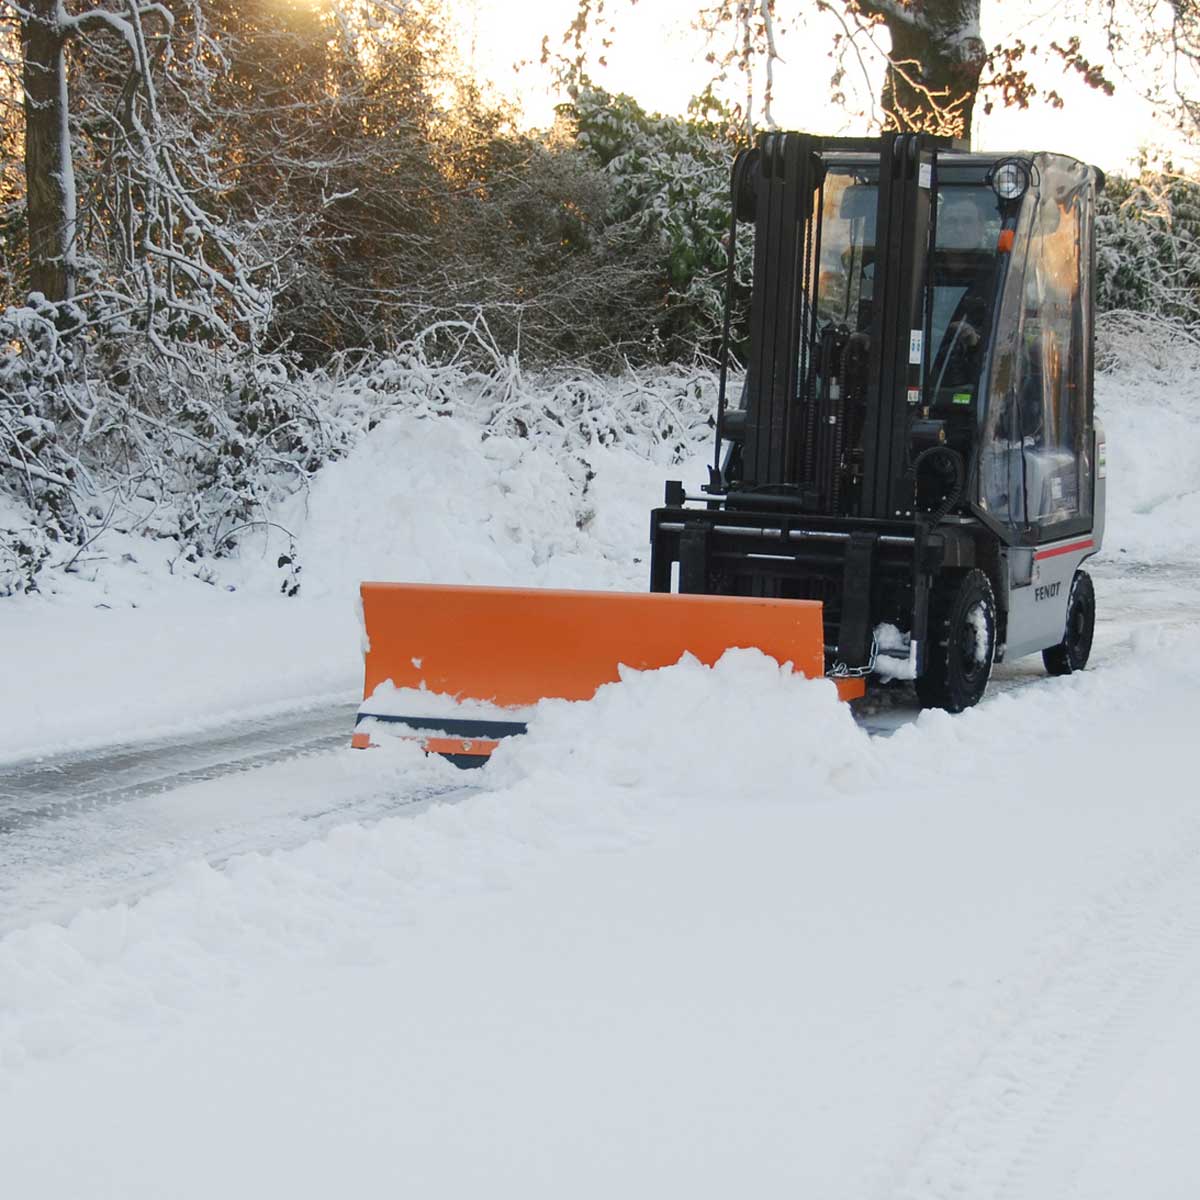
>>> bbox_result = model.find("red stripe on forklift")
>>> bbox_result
[1034,539,1094,562]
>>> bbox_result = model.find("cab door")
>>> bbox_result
[979,155,1098,658]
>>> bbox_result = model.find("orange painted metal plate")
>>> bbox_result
[360,582,827,708]
[419,736,500,758]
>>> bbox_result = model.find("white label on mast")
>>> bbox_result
[909,330,924,364]
[919,162,932,189]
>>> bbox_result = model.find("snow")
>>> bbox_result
[873,620,918,680]
[0,593,358,763]
[0,411,708,763]
[3,331,1200,1196]
[1096,319,1200,563]
[359,680,536,722]
[966,596,991,664]
[4,630,1200,1195]
[55,38,77,282]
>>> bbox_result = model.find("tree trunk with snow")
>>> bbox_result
[21,0,76,301]
[857,0,986,138]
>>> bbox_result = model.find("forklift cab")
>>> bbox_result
[775,149,1098,543]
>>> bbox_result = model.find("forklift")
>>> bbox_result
[649,131,1106,710]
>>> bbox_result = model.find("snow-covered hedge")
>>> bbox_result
[0,314,715,596]
[0,297,350,595]
[1096,170,1200,321]
[566,86,752,359]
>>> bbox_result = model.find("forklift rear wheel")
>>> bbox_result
[1042,569,1095,676]
[915,569,997,713]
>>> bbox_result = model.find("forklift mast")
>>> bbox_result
[734,131,939,516]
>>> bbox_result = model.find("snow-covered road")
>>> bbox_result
[3,570,1198,1197]
[0,703,372,932]
[2,596,1199,1197]
[4,560,1189,936]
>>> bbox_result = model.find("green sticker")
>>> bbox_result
[952,392,972,406]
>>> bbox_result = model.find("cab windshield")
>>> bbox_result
[814,170,1004,409]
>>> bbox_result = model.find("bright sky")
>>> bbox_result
[446,0,1191,173]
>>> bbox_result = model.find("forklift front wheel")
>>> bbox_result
[916,569,997,713]
[1043,569,1095,676]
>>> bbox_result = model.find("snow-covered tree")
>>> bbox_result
[558,0,1119,140]
[1097,166,1200,322]
[0,0,297,593]
[0,2,669,593]
[565,86,750,359]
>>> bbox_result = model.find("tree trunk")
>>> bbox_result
[21,0,76,302]
[860,1,986,139]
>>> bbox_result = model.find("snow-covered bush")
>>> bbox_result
[330,318,717,462]
[0,296,361,594]
[0,311,716,595]
[0,300,88,595]
[0,517,51,597]
[565,86,750,358]
[1096,169,1200,322]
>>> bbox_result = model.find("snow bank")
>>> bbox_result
[1097,317,1200,564]
[0,593,360,763]
[265,409,697,597]
[0,401,709,762]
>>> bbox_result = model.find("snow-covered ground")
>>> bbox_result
[2,337,1199,1197]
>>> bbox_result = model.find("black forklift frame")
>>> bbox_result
[648,131,979,673]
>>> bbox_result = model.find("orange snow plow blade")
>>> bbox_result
[355,582,861,762]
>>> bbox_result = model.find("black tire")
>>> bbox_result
[915,569,997,713]
[1042,569,1095,676]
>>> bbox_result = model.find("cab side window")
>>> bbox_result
[1017,182,1092,526]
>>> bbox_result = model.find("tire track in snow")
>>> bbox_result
[0,771,476,936]
[0,705,477,934]
[877,809,1200,1200]
[0,703,361,827]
